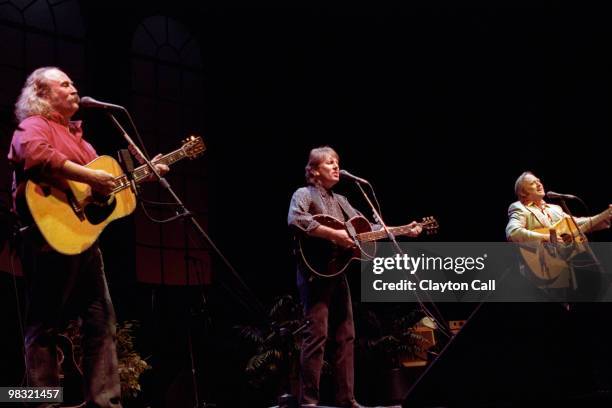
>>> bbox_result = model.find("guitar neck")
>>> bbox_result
[132,149,187,183]
[357,224,418,243]
[579,209,610,234]
[111,148,188,193]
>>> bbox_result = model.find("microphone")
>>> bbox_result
[79,96,124,110]
[546,191,578,200]
[339,169,369,184]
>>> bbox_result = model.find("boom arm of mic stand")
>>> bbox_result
[105,113,267,318]
[557,198,588,241]
[353,181,402,254]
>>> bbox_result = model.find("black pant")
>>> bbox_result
[20,230,122,408]
[297,270,356,407]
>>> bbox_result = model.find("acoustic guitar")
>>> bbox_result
[519,209,610,282]
[298,214,439,278]
[25,136,205,255]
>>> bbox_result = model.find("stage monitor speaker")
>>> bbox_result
[402,303,589,407]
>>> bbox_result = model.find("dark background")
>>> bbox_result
[1,2,612,407]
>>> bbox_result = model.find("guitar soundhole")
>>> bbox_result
[84,196,117,225]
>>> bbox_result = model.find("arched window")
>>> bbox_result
[0,0,86,115]
[130,16,209,285]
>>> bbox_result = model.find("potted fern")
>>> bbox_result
[236,295,307,402]
[355,304,436,405]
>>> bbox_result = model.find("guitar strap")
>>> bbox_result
[334,193,369,254]
[307,186,362,243]
[343,220,358,241]
[335,194,356,221]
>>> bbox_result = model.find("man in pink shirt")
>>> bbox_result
[8,67,166,408]
[10,69,117,217]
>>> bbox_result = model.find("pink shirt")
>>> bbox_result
[8,114,98,215]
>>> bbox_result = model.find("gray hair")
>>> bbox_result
[14,66,60,122]
[514,171,534,199]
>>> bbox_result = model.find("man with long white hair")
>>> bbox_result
[8,67,167,407]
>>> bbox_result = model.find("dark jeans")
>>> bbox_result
[297,270,356,407]
[20,230,122,408]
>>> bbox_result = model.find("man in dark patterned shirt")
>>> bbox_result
[288,146,421,408]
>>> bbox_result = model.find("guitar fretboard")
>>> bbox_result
[111,147,188,194]
[132,149,187,182]
[357,224,422,243]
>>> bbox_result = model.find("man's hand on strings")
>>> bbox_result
[89,169,116,196]
[127,145,169,180]
[330,229,356,249]
[152,153,170,177]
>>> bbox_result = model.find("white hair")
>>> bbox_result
[14,66,60,122]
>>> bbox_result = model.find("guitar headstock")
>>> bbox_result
[420,216,439,235]
[181,135,206,159]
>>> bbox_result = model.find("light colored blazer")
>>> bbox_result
[506,200,610,289]
[505,200,607,242]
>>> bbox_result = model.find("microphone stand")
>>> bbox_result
[106,112,264,408]
[353,182,402,254]
[106,112,265,316]
[349,179,465,405]
[349,180,450,335]
[556,197,604,289]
